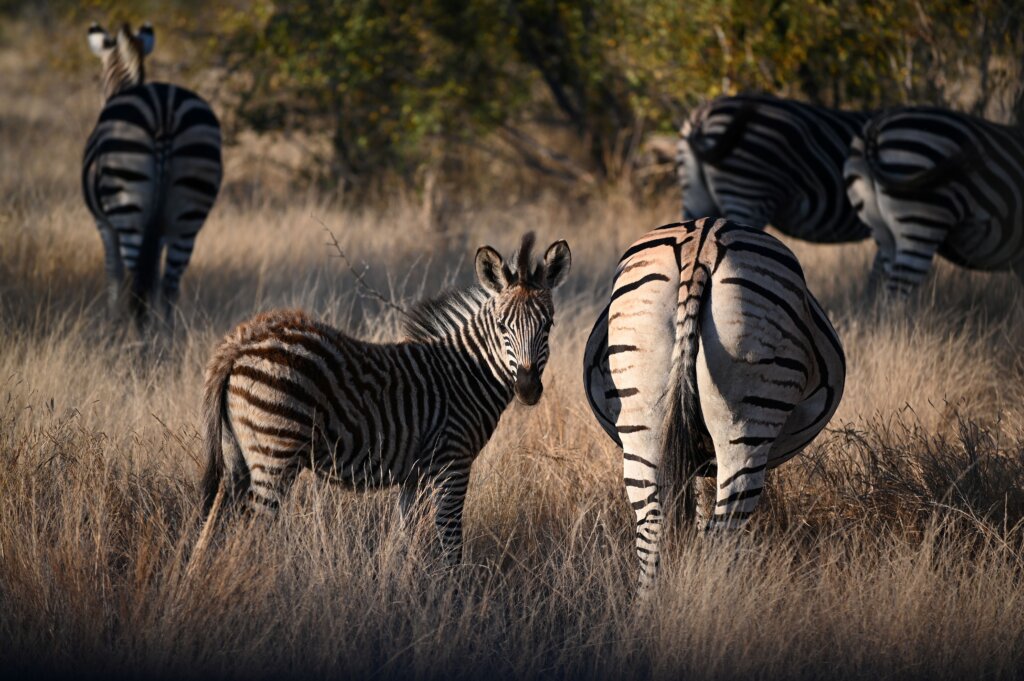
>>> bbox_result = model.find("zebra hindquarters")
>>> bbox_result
[695,259,810,532]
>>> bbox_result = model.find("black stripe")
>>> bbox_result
[718,463,767,488]
[604,387,638,399]
[741,396,795,411]
[716,487,763,507]
[610,273,671,302]
[618,236,678,264]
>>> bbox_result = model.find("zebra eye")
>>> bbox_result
[497,320,509,333]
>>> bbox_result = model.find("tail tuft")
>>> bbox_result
[658,254,714,534]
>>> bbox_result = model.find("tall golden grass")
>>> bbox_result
[4,30,1024,681]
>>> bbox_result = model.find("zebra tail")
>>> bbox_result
[200,335,239,516]
[658,259,712,533]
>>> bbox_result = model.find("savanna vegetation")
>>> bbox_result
[3,3,1024,679]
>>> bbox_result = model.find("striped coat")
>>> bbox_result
[83,23,222,327]
[844,106,1024,294]
[584,219,845,593]
[679,94,872,243]
[192,234,571,564]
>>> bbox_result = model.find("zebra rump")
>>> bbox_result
[845,106,1024,292]
[679,94,872,244]
[584,218,846,594]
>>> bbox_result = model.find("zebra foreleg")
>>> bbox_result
[429,470,469,565]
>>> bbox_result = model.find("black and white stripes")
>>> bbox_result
[82,23,222,327]
[679,94,872,244]
[195,234,571,562]
[844,106,1024,294]
[584,218,845,593]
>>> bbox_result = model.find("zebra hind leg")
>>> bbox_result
[706,445,770,532]
[98,224,126,323]
[159,234,197,332]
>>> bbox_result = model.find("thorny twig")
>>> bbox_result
[314,215,411,318]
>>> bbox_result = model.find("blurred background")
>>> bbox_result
[6,0,1024,208]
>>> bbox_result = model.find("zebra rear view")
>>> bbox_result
[678,94,872,244]
[83,23,222,329]
[844,107,1024,296]
[193,233,571,566]
[584,218,845,594]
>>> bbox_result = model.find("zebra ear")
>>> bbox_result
[476,246,511,294]
[88,23,112,56]
[542,240,571,289]
[138,23,155,55]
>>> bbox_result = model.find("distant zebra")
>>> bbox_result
[83,23,222,327]
[583,219,845,593]
[679,94,872,245]
[193,234,571,564]
[844,107,1024,295]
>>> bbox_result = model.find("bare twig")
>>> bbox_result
[313,215,411,318]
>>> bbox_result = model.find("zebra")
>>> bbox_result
[192,233,571,564]
[678,94,872,245]
[583,218,845,593]
[844,106,1024,295]
[83,22,222,328]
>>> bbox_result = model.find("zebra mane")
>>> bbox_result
[103,25,146,99]
[403,285,492,342]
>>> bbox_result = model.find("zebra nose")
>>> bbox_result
[515,365,542,406]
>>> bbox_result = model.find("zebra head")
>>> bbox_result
[88,22,154,100]
[475,232,571,406]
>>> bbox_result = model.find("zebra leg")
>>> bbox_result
[875,192,951,297]
[98,223,125,319]
[243,456,301,518]
[430,470,469,565]
[707,447,770,531]
[399,481,421,522]
[867,248,892,299]
[159,234,197,329]
[622,433,665,595]
[887,235,941,297]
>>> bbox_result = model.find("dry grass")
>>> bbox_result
[4,32,1024,681]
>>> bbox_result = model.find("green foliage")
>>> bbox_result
[219,0,528,187]
[203,0,1024,191]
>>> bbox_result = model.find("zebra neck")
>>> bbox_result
[428,306,515,409]
[102,55,144,100]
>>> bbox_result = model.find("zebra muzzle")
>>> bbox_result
[514,366,543,406]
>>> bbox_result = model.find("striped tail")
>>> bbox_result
[189,336,244,573]
[657,253,712,532]
[200,335,244,515]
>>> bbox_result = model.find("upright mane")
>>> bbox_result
[104,25,145,99]
[403,285,491,342]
